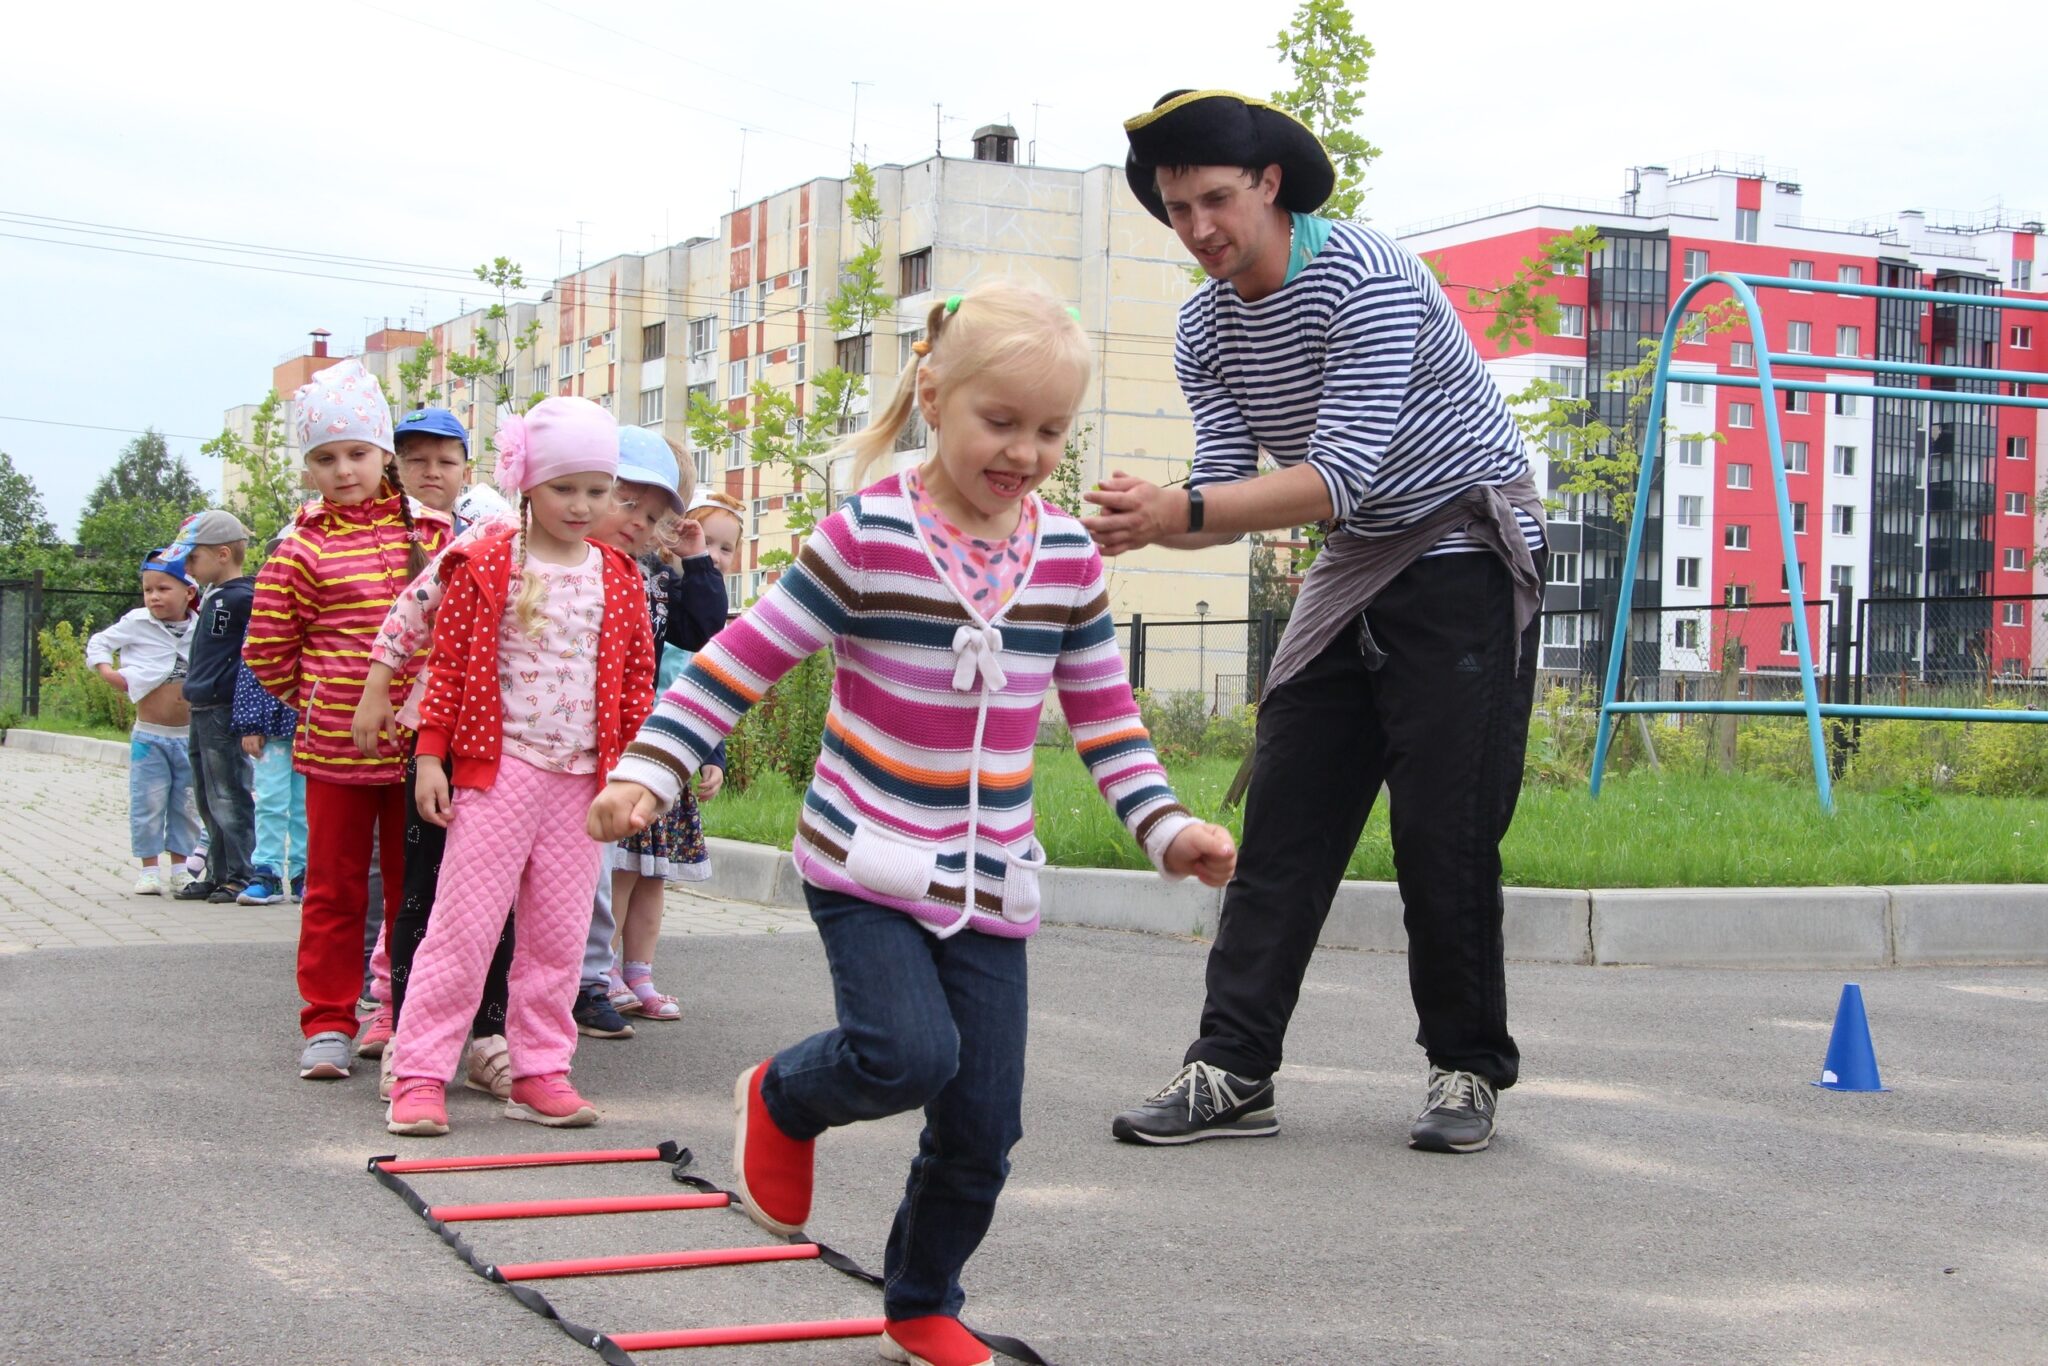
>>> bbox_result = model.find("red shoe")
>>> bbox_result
[386,1078,449,1137]
[731,1060,813,1235]
[880,1317,993,1366]
[355,1005,394,1059]
[505,1072,598,1128]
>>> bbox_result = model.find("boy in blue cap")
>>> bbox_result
[393,407,470,523]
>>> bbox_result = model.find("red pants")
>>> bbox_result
[300,777,407,1038]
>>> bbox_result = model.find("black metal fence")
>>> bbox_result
[1,572,144,717]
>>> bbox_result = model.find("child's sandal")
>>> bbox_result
[628,991,681,1021]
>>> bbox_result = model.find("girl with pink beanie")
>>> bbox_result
[386,397,657,1136]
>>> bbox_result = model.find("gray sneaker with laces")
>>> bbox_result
[1111,1060,1278,1144]
[1408,1066,1497,1153]
[298,1031,354,1080]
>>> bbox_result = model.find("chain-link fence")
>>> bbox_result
[0,573,142,718]
[1856,594,2048,710]
[1120,613,1286,713]
[1537,598,1842,704]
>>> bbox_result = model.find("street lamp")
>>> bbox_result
[1195,600,1210,709]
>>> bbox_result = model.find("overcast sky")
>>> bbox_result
[4,0,2043,536]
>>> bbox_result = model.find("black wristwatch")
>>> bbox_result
[1185,485,1205,534]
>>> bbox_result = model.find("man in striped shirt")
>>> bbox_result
[1091,90,1547,1155]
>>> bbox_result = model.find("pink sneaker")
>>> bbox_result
[505,1072,597,1128]
[355,1005,394,1059]
[386,1078,449,1137]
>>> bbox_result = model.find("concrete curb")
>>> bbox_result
[16,735,2042,967]
[4,729,130,767]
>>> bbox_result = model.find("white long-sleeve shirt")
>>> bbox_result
[85,607,193,702]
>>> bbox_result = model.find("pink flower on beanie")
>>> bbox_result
[493,413,531,494]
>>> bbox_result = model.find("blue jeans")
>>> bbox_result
[188,706,256,887]
[128,724,202,860]
[250,739,307,882]
[580,865,615,989]
[762,885,1028,1320]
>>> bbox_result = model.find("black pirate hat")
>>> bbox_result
[1123,89,1336,226]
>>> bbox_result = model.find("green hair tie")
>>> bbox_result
[945,294,964,315]
[1065,305,1081,321]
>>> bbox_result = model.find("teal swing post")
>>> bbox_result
[1588,273,2048,812]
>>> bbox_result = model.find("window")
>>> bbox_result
[2009,436,2032,461]
[638,386,664,426]
[898,248,932,297]
[1674,618,1700,650]
[836,333,872,374]
[1785,390,1811,414]
[1735,208,1759,243]
[687,380,714,412]
[1788,259,1814,285]
[689,316,715,356]
[1677,438,1705,467]
[533,362,551,393]
[1725,524,1751,549]
[1728,463,1752,490]
[1730,341,1755,369]
[2005,547,2027,571]
[1678,381,1706,405]
[1836,325,1861,357]
[728,360,747,397]
[1675,556,1702,588]
[1557,304,1585,338]
[2015,260,2035,292]
[1832,445,1857,476]
[1727,584,1750,608]
[1829,565,1854,594]
[1548,364,1585,399]
[598,392,614,411]
[2001,601,2028,627]
[787,343,805,383]
[641,322,666,361]
[559,343,577,376]
[1833,393,1858,417]
[1837,264,1863,287]
[749,497,769,539]
[895,407,930,453]
[900,328,927,369]
[1682,248,1710,282]
[1553,491,1584,523]
[1787,321,1812,354]
[1785,441,1809,473]
[2014,326,2035,350]
[2006,491,2028,516]
[726,428,747,470]
[1680,310,1706,344]
[1549,551,1579,585]
[1541,614,1579,648]
[1677,494,1703,528]
[1545,428,1571,457]
[730,288,749,328]
[1791,502,1808,535]
[792,268,809,305]
[1729,402,1754,429]
[1831,504,1855,535]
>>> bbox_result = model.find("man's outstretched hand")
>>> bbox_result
[1084,472,1186,556]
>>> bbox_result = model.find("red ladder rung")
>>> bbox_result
[430,1192,730,1222]
[609,1317,888,1350]
[495,1243,821,1281]
[375,1146,673,1175]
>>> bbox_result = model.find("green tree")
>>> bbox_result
[1269,0,1382,222]
[202,390,302,549]
[1044,421,1095,517]
[81,429,203,519]
[67,431,207,591]
[396,336,442,411]
[445,258,546,470]
[0,449,56,550]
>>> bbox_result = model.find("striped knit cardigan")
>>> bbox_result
[245,490,449,784]
[608,474,1197,939]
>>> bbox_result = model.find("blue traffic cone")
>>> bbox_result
[1811,983,1887,1092]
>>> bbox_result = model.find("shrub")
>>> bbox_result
[1953,707,2048,797]
[723,651,833,793]
[1199,704,1258,760]
[1135,687,1208,754]
[37,621,134,732]
[1841,719,1960,793]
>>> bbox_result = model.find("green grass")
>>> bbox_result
[10,716,131,744]
[702,748,2048,887]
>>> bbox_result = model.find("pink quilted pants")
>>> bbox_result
[393,757,604,1085]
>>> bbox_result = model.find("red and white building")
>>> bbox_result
[1403,157,2046,685]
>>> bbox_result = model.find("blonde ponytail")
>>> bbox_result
[835,297,951,491]
[512,498,546,638]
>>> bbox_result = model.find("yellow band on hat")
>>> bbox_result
[1123,88,1315,139]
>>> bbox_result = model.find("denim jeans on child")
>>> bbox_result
[128,722,202,860]
[249,739,307,882]
[761,885,1028,1321]
[187,705,255,887]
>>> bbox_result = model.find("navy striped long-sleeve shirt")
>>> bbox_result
[1177,220,1543,556]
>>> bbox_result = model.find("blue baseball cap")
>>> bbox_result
[616,426,686,516]
[395,406,470,456]
[140,546,194,584]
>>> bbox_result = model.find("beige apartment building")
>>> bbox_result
[225,130,1254,701]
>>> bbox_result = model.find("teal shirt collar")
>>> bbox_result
[1285,213,1334,284]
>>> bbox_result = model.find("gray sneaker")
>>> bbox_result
[298,1031,354,1080]
[1408,1066,1497,1153]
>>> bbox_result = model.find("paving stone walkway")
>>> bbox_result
[0,748,810,953]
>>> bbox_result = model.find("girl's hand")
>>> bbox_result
[414,756,454,828]
[695,765,724,801]
[672,517,706,559]
[588,782,661,840]
[1163,822,1237,888]
[240,735,264,758]
[352,674,396,758]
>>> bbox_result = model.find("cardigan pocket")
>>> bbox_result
[1000,839,1049,923]
[844,822,936,902]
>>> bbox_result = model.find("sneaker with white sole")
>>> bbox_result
[133,870,163,896]
[378,1046,396,1101]
[354,1005,394,1059]
[298,1031,354,1080]
[464,1035,512,1100]
[167,869,195,895]
[387,1078,450,1137]
[236,877,285,905]
[505,1072,597,1127]
[1110,1060,1278,1145]
[1408,1066,1497,1154]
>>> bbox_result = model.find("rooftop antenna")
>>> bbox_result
[576,220,587,273]
[850,80,873,170]
[934,102,942,157]
[1030,101,1052,166]
[733,128,751,209]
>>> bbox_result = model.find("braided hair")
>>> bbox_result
[385,457,429,580]
[511,495,546,638]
